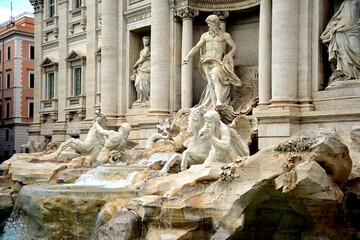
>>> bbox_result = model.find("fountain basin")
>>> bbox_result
[8,183,139,239]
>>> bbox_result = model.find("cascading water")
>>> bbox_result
[1,164,149,240]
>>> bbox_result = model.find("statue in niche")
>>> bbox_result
[95,120,137,164]
[130,36,151,107]
[199,110,249,165]
[320,0,360,84]
[159,105,211,176]
[183,14,242,110]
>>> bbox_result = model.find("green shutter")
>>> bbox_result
[48,72,54,99]
[49,0,55,17]
[74,68,81,96]
[76,0,82,8]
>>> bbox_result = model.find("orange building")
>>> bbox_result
[0,13,34,162]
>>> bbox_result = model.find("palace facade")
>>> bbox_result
[28,0,359,150]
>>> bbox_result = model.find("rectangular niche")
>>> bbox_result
[128,27,151,109]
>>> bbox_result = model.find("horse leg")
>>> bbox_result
[159,154,181,176]
[180,151,191,172]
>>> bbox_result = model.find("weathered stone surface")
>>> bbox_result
[56,168,92,183]
[127,128,351,240]
[98,210,143,240]
[139,163,222,197]
[65,155,96,169]
[16,185,139,240]
[0,153,45,173]
[275,161,343,201]
[274,128,352,185]
[9,160,66,184]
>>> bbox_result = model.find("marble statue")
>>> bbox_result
[130,36,151,106]
[199,110,249,165]
[95,120,137,164]
[159,105,211,175]
[320,0,360,82]
[145,118,171,149]
[183,14,242,110]
[51,114,106,158]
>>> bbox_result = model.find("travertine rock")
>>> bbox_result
[98,210,143,240]
[66,155,96,169]
[56,168,92,183]
[9,160,66,185]
[128,128,351,240]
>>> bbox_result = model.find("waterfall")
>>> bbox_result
[1,165,148,239]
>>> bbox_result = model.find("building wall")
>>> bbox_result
[0,14,34,161]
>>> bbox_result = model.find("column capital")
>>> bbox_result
[29,0,44,13]
[176,7,199,20]
[213,10,229,21]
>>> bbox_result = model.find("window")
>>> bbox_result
[29,72,34,88]
[73,67,81,96]
[6,72,11,88]
[0,104,2,118]
[29,46,35,60]
[5,101,10,118]
[75,0,82,8]
[49,0,55,18]
[47,72,55,99]
[28,100,34,118]
[7,46,11,60]
[0,50,2,62]
[5,129,9,141]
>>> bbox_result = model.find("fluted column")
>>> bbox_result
[177,7,198,109]
[149,0,170,115]
[270,0,299,106]
[101,0,118,118]
[258,0,272,106]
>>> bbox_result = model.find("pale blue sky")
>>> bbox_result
[0,0,33,24]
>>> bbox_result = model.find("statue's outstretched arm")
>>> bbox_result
[183,34,206,64]
[95,122,110,136]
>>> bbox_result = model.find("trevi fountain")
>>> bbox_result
[0,0,360,239]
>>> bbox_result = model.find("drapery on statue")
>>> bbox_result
[183,14,242,110]
[159,106,211,176]
[199,110,249,165]
[51,113,106,158]
[95,120,138,164]
[130,36,151,105]
[320,0,360,82]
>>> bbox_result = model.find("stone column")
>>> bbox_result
[29,0,43,131]
[177,7,198,109]
[100,0,118,119]
[214,11,229,31]
[270,0,299,106]
[149,0,170,115]
[258,0,272,106]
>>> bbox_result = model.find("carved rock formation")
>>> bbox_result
[126,128,351,239]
